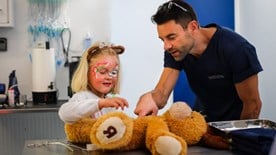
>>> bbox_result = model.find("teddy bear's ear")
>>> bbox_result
[111,45,125,55]
[90,112,133,149]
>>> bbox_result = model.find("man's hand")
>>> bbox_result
[134,92,159,117]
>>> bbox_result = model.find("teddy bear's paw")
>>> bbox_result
[90,112,133,149]
[154,136,185,155]
[95,117,126,144]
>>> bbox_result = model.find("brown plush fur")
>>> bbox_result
[65,118,97,143]
[90,112,134,150]
[64,102,209,154]
[163,111,207,145]
[146,117,187,155]
[117,117,150,151]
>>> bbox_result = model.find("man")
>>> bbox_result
[134,0,263,122]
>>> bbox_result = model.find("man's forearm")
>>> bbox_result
[151,89,170,109]
[149,68,179,109]
[240,100,262,119]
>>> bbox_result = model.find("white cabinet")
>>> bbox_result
[0,0,14,27]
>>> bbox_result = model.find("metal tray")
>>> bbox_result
[208,119,276,136]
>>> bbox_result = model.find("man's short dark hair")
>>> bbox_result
[151,0,198,29]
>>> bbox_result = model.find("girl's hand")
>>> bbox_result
[99,97,129,110]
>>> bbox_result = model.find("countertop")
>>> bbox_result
[22,139,234,155]
[0,100,66,115]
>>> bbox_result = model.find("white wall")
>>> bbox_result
[235,0,276,121]
[109,0,172,116]
[0,0,110,101]
[0,0,172,117]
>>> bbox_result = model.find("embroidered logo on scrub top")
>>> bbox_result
[208,74,225,80]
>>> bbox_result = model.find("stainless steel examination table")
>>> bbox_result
[22,139,233,155]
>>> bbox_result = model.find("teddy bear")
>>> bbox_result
[64,102,229,154]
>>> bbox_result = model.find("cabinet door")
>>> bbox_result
[0,0,14,27]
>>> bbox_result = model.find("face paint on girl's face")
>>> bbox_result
[88,55,120,97]
[92,61,119,79]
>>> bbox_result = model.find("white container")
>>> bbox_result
[8,89,14,107]
[32,48,56,92]
[84,32,92,50]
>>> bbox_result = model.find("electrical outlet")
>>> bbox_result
[0,38,7,51]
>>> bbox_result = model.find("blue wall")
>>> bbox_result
[173,0,234,107]
[186,0,234,29]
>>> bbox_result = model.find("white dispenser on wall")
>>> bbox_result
[32,42,57,104]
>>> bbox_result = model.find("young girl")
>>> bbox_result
[59,42,129,123]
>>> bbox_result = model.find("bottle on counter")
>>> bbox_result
[84,32,92,50]
[8,70,20,107]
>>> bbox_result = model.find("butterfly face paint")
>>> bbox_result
[93,63,119,79]
[90,57,119,80]
[88,55,120,97]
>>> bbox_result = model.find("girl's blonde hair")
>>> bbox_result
[71,42,125,94]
